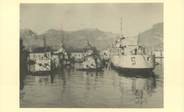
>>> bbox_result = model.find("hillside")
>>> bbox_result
[137,23,163,51]
[20,23,163,52]
[20,28,116,50]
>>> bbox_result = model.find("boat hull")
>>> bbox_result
[111,55,155,73]
[112,65,154,74]
[77,67,103,72]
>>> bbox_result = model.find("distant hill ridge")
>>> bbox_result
[137,22,163,51]
[20,28,116,50]
[20,22,163,51]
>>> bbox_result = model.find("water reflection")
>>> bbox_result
[118,71,156,106]
[20,67,162,108]
[34,75,50,85]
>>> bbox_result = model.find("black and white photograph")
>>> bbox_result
[20,3,163,108]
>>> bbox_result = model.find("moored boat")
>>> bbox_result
[111,19,155,73]
[77,41,103,71]
[111,36,155,73]
[78,55,102,71]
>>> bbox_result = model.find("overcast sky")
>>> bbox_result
[20,3,163,35]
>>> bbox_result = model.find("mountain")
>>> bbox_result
[20,29,44,49]
[20,28,116,51]
[20,23,163,52]
[137,23,163,51]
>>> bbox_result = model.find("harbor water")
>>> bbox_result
[20,63,163,108]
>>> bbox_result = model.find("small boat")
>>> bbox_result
[77,41,103,71]
[78,55,103,71]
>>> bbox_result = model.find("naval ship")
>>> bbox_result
[111,20,155,73]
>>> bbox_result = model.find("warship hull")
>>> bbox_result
[111,55,155,73]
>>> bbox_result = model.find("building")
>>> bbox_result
[28,51,51,73]
[69,49,85,62]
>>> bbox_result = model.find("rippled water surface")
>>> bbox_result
[20,64,163,108]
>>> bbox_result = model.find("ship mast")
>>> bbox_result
[120,17,126,39]
[120,17,123,35]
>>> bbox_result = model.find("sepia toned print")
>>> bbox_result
[20,3,163,108]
